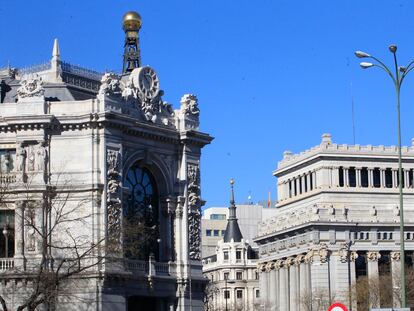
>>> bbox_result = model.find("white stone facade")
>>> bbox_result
[255,134,414,310]
[202,238,260,310]
[0,34,212,310]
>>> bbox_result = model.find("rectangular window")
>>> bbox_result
[339,167,344,187]
[410,169,414,188]
[294,178,297,195]
[210,214,226,220]
[299,177,302,194]
[385,168,393,188]
[236,250,241,260]
[255,271,259,280]
[213,230,219,236]
[309,172,313,190]
[224,290,230,299]
[373,168,381,188]
[0,149,16,173]
[361,167,368,187]
[224,272,229,280]
[206,229,211,236]
[236,290,243,299]
[255,289,260,298]
[289,180,292,198]
[221,230,225,236]
[349,167,356,187]
[304,175,308,192]
[236,272,242,280]
[224,251,229,261]
[0,210,15,258]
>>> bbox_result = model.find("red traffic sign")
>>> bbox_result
[328,303,348,311]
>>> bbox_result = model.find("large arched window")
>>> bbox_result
[123,166,159,260]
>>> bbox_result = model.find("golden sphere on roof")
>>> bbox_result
[122,11,142,31]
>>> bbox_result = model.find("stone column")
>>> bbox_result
[393,169,398,188]
[295,255,305,311]
[259,263,269,309]
[368,168,374,187]
[275,260,282,311]
[14,201,25,269]
[306,173,311,191]
[344,167,349,187]
[404,170,409,188]
[350,251,358,311]
[391,251,402,308]
[367,251,381,308]
[331,167,339,188]
[279,260,289,311]
[287,257,298,311]
[301,175,306,193]
[309,245,330,300]
[380,168,385,188]
[356,167,361,187]
[312,170,317,189]
[268,262,277,307]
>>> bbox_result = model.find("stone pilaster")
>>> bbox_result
[268,262,277,307]
[279,260,289,311]
[367,251,381,308]
[259,263,269,309]
[391,251,402,308]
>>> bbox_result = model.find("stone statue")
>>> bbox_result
[180,94,200,116]
[27,147,35,172]
[16,145,26,172]
[36,143,47,171]
[99,73,123,96]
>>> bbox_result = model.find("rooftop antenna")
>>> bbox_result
[351,82,356,145]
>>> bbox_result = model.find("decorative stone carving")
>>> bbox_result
[25,207,36,252]
[35,143,48,171]
[275,259,283,270]
[305,249,314,263]
[259,263,267,272]
[390,251,401,262]
[367,251,381,262]
[371,206,377,216]
[16,144,26,173]
[17,73,45,98]
[338,243,349,263]
[106,148,122,253]
[285,257,295,267]
[99,73,123,96]
[27,146,35,172]
[187,163,202,260]
[180,94,200,116]
[318,243,329,263]
[295,254,305,266]
[350,251,358,262]
[265,261,274,272]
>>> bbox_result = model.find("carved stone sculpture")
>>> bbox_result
[367,251,381,262]
[17,73,45,98]
[318,243,329,263]
[35,143,47,171]
[187,163,202,260]
[99,73,123,96]
[180,94,200,116]
[106,149,122,253]
[16,144,26,173]
[338,243,349,263]
[390,251,401,262]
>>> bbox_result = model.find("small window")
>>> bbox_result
[294,178,297,196]
[309,172,313,190]
[299,176,302,194]
[289,180,292,198]
[236,289,243,299]
[339,167,344,187]
[224,290,230,299]
[255,289,260,298]
[206,230,212,236]
[373,168,381,188]
[213,230,219,236]
[385,168,393,188]
[255,272,259,280]
[236,272,242,280]
[389,233,393,240]
[224,251,229,260]
[304,175,308,192]
[361,167,368,187]
[224,272,229,280]
[236,250,241,260]
[383,232,388,240]
[349,167,356,187]
[221,230,225,236]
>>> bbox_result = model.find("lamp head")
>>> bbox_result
[389,44,397,53]
[360,62,374,69]
[355,51,371,58]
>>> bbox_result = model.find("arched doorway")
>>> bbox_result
[123,165,160,260]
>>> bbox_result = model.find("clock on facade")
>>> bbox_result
[131,66,160,101]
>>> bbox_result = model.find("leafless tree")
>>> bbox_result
[299,289,337,311]
[0,173,105,311]
[203,281,219,311]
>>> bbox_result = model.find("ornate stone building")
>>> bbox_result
[202,181,260,311]
[255,134,414,311]
[0,11,212,311]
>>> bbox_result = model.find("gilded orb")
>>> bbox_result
[122,11,142,31]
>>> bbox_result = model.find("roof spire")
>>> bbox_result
[52,38,60,59]
[223,178,243,243]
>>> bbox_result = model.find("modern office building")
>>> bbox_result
[0,11,212,311]
[255,134,414,311]
[202,181,260,311]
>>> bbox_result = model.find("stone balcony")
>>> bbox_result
[0,258,14,271]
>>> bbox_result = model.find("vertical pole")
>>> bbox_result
[396,84,407,307]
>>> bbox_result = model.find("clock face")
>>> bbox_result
[136,66,160,101]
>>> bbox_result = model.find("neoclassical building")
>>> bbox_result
[202,181,260,311]
[255,134,414,311]
[0,11,212,311]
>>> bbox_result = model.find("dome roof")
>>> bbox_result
[122,11,142,31]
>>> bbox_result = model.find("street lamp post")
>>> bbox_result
[224,277,235,311]
[355,45,414,308]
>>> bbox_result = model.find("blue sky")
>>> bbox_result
[1,1,414,207]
